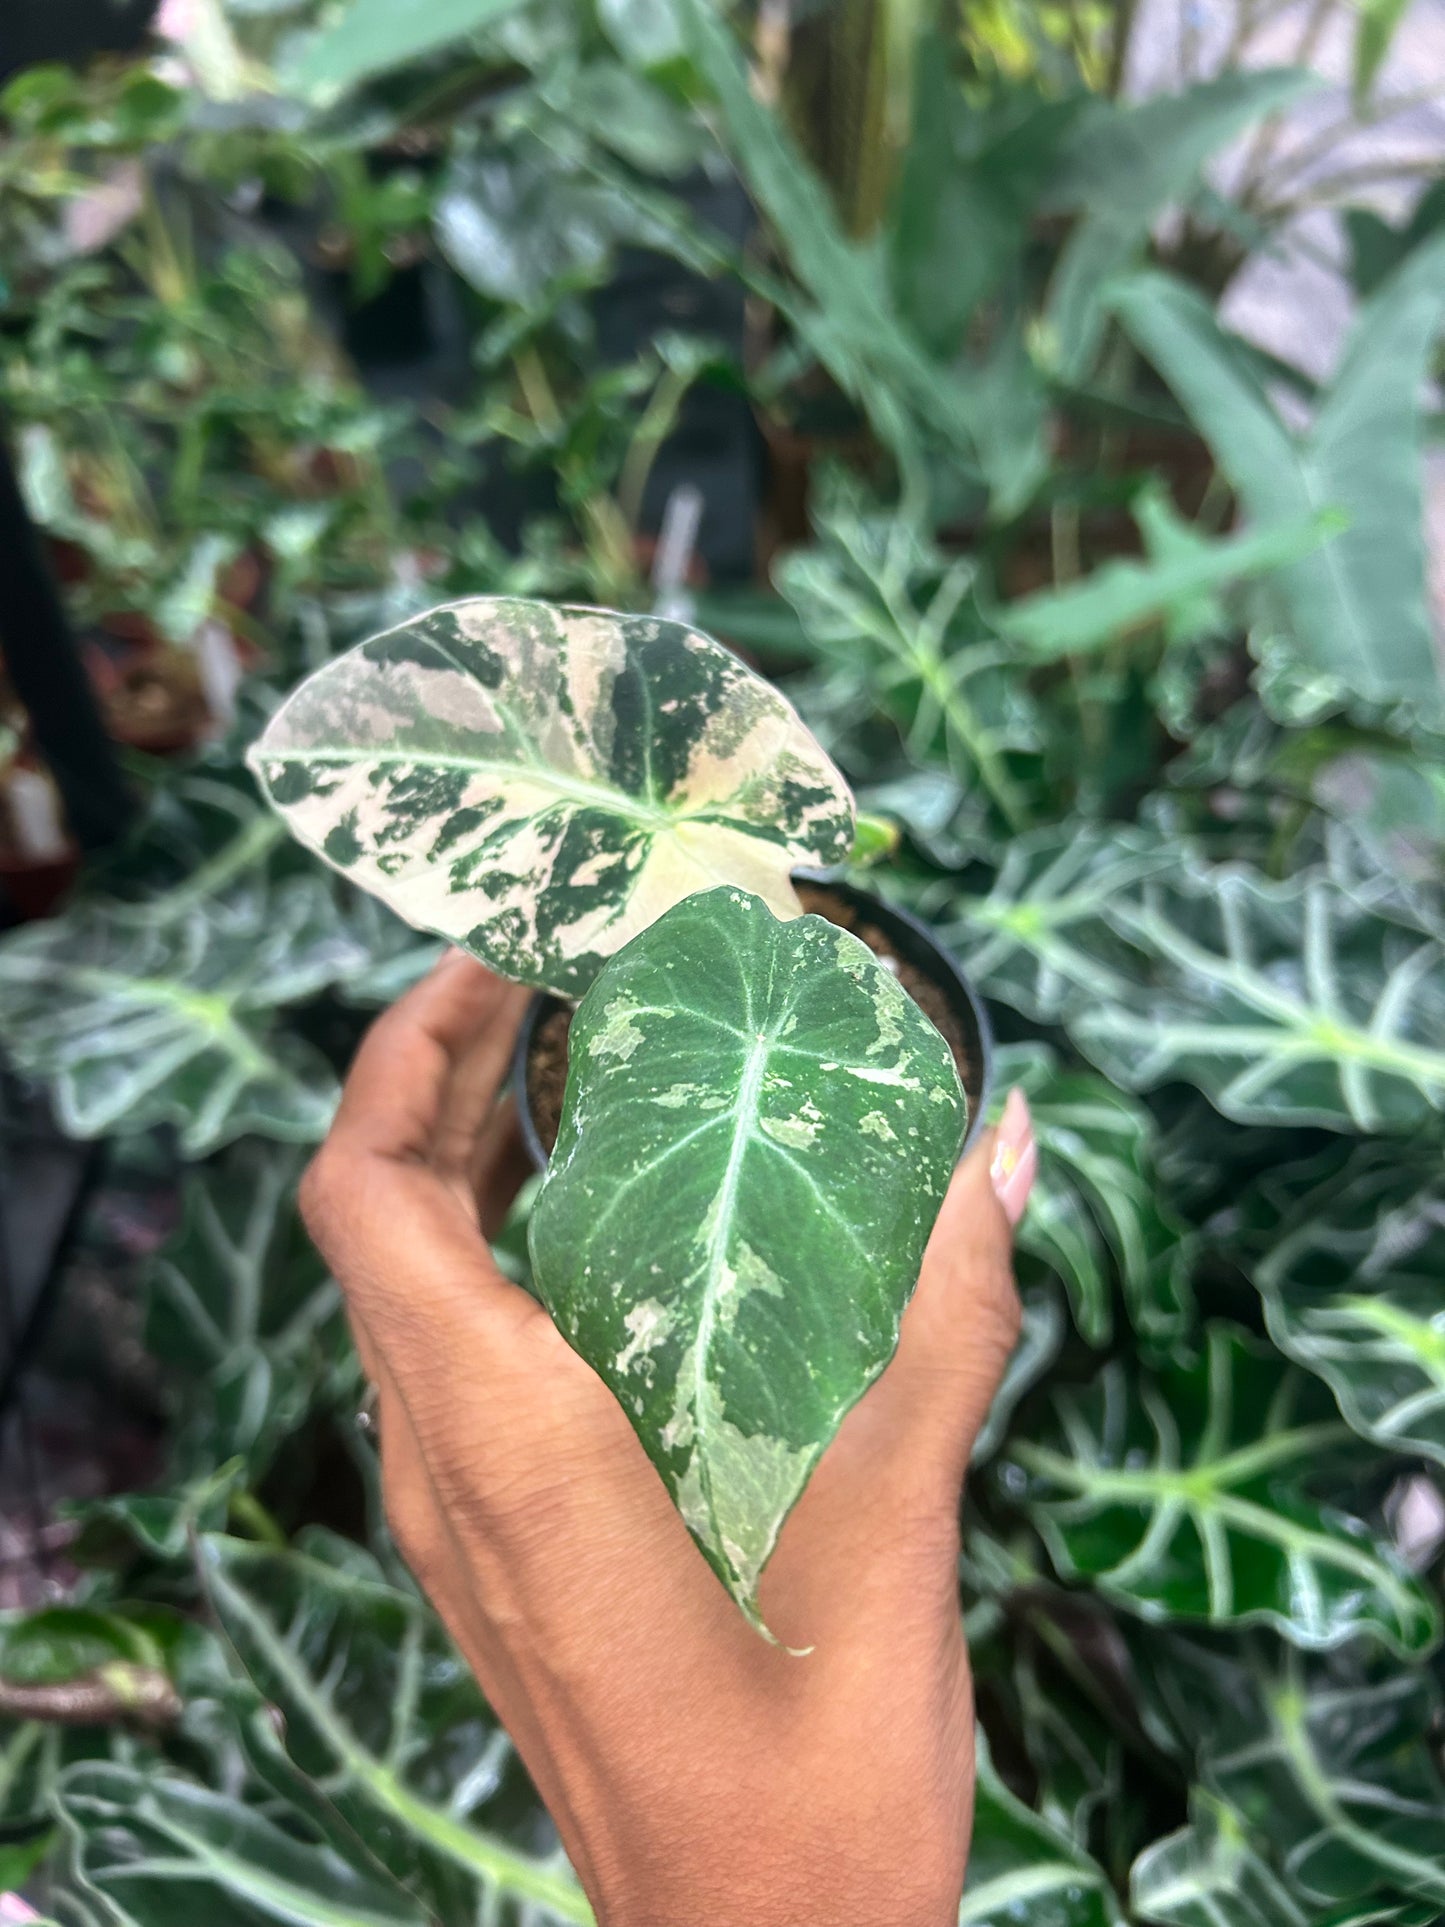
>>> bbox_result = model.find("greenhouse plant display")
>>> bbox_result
[0,0,1444,1922]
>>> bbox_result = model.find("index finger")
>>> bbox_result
[330,949,529,1164]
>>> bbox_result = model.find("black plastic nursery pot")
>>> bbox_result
[512,873,994,1173]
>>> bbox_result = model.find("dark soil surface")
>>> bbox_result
[524,885,976,1158]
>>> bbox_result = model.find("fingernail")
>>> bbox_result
[0,1895,41,1922]
[990,1088,1036,1227]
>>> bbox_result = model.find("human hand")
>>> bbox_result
[301,950,1031,1927]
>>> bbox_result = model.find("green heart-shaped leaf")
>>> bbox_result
[529,887,965,1628]
[247,598,855,997]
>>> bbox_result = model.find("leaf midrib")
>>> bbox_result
[257,745,705,835]
[690,1030,772,1560]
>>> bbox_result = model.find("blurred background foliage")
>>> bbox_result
[0,0,1443,1920]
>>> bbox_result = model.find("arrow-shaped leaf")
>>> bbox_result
[948,832,1445,1132]
[1113,243,1445,723]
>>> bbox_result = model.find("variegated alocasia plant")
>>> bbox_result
[250,598,968,1629]
[247,597,856,997]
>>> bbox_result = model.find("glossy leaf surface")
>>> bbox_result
[201,1532,592,1924]
[53,1761,424,1927]
[1005,1325,1437,1652]
[949,832,1445,1131]
[0,885,346,1153]
[249,598,854,997]
[962,1735,1126,1926]
[996,1043,1192,1347]
[1254,1149,1445,1468]
[530,887,965,1625]
[145,1142,347,1477]
[1136,1635,1445,1914]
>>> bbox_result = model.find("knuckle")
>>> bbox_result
[298,1149,344,1251]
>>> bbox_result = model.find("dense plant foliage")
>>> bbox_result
[1,1,1443,1921]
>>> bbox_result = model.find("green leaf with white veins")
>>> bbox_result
[994,1042,1193,1348]
[0,883,346,1155]
[201,1531,591,1925]
[1004,1325,1438,1653]
[1129,1792,1437,1927]
[1253,1147,1445,1470]
[248,598,855,999]
[529,887,965,1629]
[53,1760,426,1927]
[1134,1634,1445,1915]
[145,1142,347,1480]
[963,1732,1126,1926]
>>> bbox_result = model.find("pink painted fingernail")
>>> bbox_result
[990,1088,1037,1227]
[0,1895,41,1922]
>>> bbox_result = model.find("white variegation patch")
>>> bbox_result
[529,888,966,1634]
[247,597,855,995]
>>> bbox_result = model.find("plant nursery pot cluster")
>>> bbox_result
[514,873,993,1172]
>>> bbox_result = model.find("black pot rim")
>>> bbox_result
[511,873,994,1173]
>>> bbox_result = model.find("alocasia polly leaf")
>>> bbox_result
[994,1043,1192,1348]
[529,886,965,1628]
[962,1733,1126,1926]
[1003,1325,1438,1653]
[947,831,1445,1131]
[248,598,855,998]
[1081,870,1445,1132]
[1129,1793,1437,1927]
[1252,1149,1445,1469]
[0,883,348,1154]
[776,494,1043,834]
[145,1142,349,1478]
[941,826,1176,1021]
[1134,1635,1445,1914]
[201,1532,591,1925]
[53,1761,425,1927]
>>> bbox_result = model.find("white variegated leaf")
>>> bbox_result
[530,887,965,1628]
[247,597,856,997]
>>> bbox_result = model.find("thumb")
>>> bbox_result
[874,1088,1035,1470]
